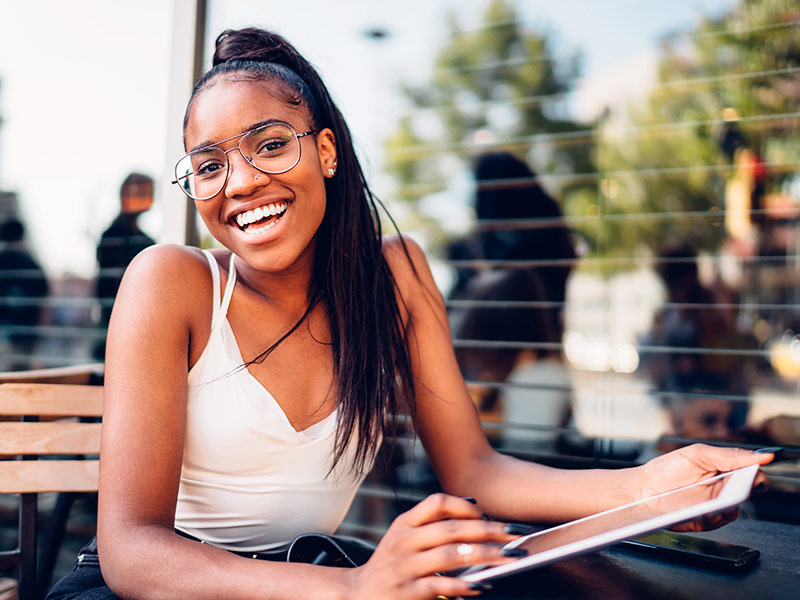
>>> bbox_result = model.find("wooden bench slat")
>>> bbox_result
[0,422,101,454]
[0,460,99,493]
[0,363,103,385]
[0,384,103,417]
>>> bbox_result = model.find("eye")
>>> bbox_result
[256,136,291,155]
[191,150,226,179]
[196,160,225,177]
[247,123,295,157]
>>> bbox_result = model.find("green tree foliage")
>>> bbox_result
[384,0,593,248]
[593,0,800,259]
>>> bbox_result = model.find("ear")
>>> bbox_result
[316,128,338,178]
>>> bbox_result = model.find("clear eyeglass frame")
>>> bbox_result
[171,121,318,201]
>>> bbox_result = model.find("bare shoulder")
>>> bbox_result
[382,234,444,313]
[122,244,215,298]
[114,244,217,329]
[125,243,208,279]
[382,234,429,280]
[109,244,221,369]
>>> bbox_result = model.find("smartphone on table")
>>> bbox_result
[618,531,760,569]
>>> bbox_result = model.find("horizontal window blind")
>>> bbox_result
[346,0,800,533]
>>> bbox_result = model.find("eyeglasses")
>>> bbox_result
[172,121,317,201]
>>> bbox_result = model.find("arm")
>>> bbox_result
[384,236,772,523]
[96,244,510,600]
[96,245,352,600]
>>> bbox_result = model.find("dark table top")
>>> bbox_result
[482,518,800,600]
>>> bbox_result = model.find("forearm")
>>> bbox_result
[99,524,352,600]
[453,451,644,523]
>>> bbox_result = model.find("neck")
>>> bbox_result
[120,212,141,227]
[232,250,318,310]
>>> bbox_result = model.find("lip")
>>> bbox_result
[228,199,292,245]
[225,196,292,224]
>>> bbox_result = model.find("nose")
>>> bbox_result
[224,148,271,198]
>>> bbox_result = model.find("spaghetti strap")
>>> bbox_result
[218,252,237,320]
[201,249,221,332]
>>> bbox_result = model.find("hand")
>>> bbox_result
[346,493,524,599]
[637,444,772,532]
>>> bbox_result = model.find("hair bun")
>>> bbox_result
[213,28,305,74]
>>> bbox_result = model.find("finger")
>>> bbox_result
[700,506,740,531]
[670,506,740,532]
[408,540,524,576]
[396,493,484,529]
[682,444,773,472]
[753,470,770,492]
[669,520,703,533]
[408,518,522,552]
[412,575,488,599]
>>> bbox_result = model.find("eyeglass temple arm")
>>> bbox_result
[171,174,191,185]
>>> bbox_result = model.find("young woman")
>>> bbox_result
[48,28,771,600]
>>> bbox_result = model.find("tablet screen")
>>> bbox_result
[461,466,756,582]
[510,472,728,556]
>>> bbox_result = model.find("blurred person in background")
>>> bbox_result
[640,244,758,447]
[93,172,155,359]
[448,152,575,450]
[0,217,49,369]
[719,112,767,256]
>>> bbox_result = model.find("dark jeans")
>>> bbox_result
[45,537,119,600]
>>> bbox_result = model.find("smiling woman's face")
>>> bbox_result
[184,78,336,277]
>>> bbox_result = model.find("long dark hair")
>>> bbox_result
[184,28,415,474]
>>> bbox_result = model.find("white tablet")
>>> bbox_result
[460,464,759,583]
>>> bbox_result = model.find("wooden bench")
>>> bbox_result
[0,364,104,386]
[0,383,103,600]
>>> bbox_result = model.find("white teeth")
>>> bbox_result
[243,219,278,235]
[233,202,288,230]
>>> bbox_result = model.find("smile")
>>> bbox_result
[233,201,288,235]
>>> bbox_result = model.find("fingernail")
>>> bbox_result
[501,547,528,557]
[461,496,477,504]
[468,582,494,591]
[504,523,535,535]
[754,447,781,454]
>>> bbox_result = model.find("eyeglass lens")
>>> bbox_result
[175,123,301,200]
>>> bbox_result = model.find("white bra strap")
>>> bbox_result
[218,252,237,320]
[200,249,221,332]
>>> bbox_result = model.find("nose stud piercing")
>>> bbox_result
[254,173,261,181]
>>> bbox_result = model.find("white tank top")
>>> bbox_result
[173,250,372,552]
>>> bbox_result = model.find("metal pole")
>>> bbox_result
[158,0,206,247]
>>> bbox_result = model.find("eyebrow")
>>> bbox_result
[188,118,287,154]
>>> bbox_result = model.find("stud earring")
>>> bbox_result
[327,168,336,177]
[254,173,261,181]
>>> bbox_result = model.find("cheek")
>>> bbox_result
[194,201,226,234]
[300,171,328,215]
